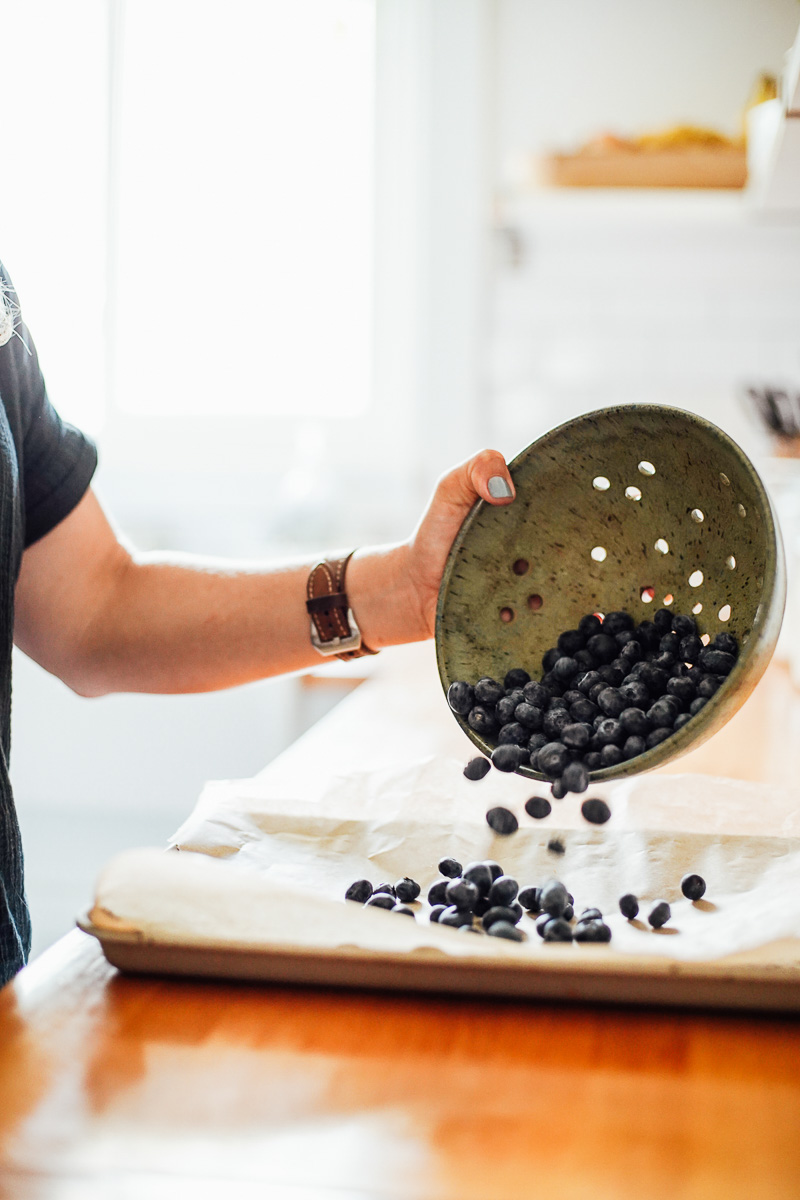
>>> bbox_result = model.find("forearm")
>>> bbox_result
[55,541,423,697]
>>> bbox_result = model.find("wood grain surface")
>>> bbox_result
[1,648,799,1198]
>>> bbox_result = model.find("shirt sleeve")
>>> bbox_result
[0,264,98,548]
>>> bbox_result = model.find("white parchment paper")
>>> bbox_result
[89,759,800,964]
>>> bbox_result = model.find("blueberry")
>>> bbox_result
[486,920,525,942]
[619,893,639,919]
[600,744,623,768]
[394,877,420,903]
[679,635,703,663]
[482,904,522,929]
[597,688,626,718]
[474,677,505,705]
[473,895,491,917]
[584,752,602,771]
[485,860,504,882]
[672,614,697,637]
[495,695,519,724]
[647,698,678,729]
[562,761,589,793]
[518,885,541,911]
[535,912,556,936]
[587,633,617,664]
[427,879,449,905]
[463,756,491,782]
[468,706,497,735]
[659,632,679,657]
[504,667,531,690]
[463,862,493,895]
[491,744,523,773]
[623,735,646,759]
[620,639,642,663]
[515,702,543,730]
[486,806,518,835]
[653,608,673,633]
[577,670,602,695]
[540,879,569,916]
[439,905,474,928]
[547,837,565,855]
[639,663,669,695]
[698,649,736,676]
[619,679,650,708]
[523,680,550,708]
[620,708,648,739]
[550,777,568,799]
[562,903,574,921]
[574,649,595,671]
[542,647,561,672]
[689,697,707,716]
[673,712,692,731]
[525,795,552,819]
[445,877,480,910]
[497,722,528,746]
[553,656,580,682]
[574,920,612,942]
[562,689,584,707]
[543,918,573,942]
[447,681,474,715]
[581,797,611,824]
[635,619,660,648]
[538,741,570,777]
[570,697,598,723]
[667,676,696,705]
[579,907,603,921]
[345,879,373,903]
[366,893,396,910]
[603,611,634,635]
[588,682,607,704]
[488,875,518,907]
[429,904,447,923]
[597,665,624,688]
[681,873,706,900]
[648,900,671,928]
[373,883,396,898]
[698,676,721,699]
[543,709,571,740]
[579,613,602,637]
[713,632,738,657]
[547,695,568,711]
[595,718,623,746]
[646,727,673,749]
[438,856,462,878]
[392,905,416,917]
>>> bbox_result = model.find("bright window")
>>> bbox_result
[111,0,375,419]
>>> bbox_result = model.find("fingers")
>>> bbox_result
[433,448,515,511]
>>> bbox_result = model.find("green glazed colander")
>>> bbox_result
[435,404,786,782]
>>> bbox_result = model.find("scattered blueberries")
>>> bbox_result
[345,879,373,904]
[395,877,421,903]
[438,856,462,879]
[524,795,552,820]
[618,893,639,920]
[581,798,612,825]
[448,609,739,806]
[680,873,707,901]
[648,900,672,929]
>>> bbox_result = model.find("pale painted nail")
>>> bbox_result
[488,475,513,499]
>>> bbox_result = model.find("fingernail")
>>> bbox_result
[488,475,513,499]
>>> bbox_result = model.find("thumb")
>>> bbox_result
[433,448,515,512]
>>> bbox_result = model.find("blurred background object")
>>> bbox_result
[1,0,799,956]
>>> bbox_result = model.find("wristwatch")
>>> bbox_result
[305,551,378,661]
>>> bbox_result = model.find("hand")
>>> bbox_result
[405,449,515,638]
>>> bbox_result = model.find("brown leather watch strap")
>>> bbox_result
[305,552,378,661]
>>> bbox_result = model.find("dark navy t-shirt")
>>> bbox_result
[0,264,97,986]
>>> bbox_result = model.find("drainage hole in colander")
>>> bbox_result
[663,593,674,605]
[689,570,704,587]
[527,594,543,612]
[593,476,611,491]
[638,461,656,476]
[720,472,731,487]
[625,486,642,501]
[591,546,607,562]
[726,555,736,570]
[718,604,731,622]
[655,538,669,555]
[691,508,704,523]
[640,586,655,603]
[512,558,529,576]
[701,633,711,645]
[737,504,747,518]
[692,602,703,615]
[499,607,515,623]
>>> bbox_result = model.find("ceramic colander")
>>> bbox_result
[435,404,786,782]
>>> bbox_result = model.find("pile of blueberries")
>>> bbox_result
[447,607,739,797]
[346,862,707,942]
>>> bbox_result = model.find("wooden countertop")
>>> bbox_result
[1,646,799,1199]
